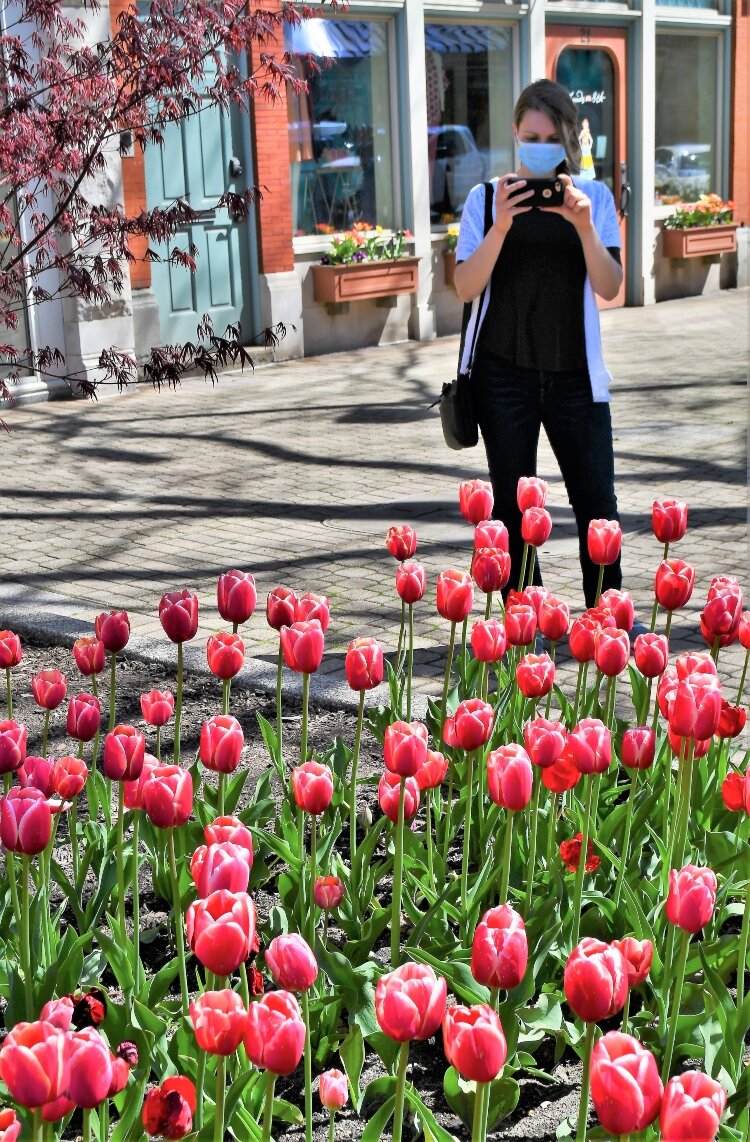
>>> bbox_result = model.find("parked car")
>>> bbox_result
[655,143,712,197]
[429,125,486,217]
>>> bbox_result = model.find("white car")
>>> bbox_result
[429,125,486,217]
[655,143,712,195]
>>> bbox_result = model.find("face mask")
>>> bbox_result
[516,141,567,175]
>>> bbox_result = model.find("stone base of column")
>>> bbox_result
[258,271,304,360]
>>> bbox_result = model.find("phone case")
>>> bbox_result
[507,178,565,209]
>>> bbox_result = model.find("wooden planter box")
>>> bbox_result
[443,249,456,288]
[662,223,738,259]
[311,257,420,305]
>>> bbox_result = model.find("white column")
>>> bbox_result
[636,0,657,304]
[404,0,436,341]
[526,0,546,85]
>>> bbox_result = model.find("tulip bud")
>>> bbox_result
[721,769,750,815]
[0,1109,21,1141]
[739,611,750,650]
[633,632,669,678]
[386,524,418,561]
[384,720,428,777]
[31,669,67,711]
[395,561,426,605]
[0,632,22,670]
[345,637,384,691]
[416,750,449,791]
[0,1020,68,1107]
[140,689,175,727]
[204,815,254,857]
[376,963,447,1041]
[103,724,146,782]
[587,519,622,566]
[486,744,533,811]
[295,592,331,633]
[594,628,630,677]
[436,569,474,623]
[459,479,493,526]
[505,604,536,648]
[314,875,345,910]
[142,1076,196,1139]
[158,590,199,643]
[470,618,506,663]
[471,904,528,991]
[0,787,52,854]
[523,717,567,769]
[559,833,600,873]
[123,756,158,811]
[142,764,193,828]
[442,1003,507,1083]
[72,636,105,677]
[567,718,612,775]
[190,842,251,897]
[244,990,306,1075]
[660,1071,726,1142]
[199,714,244,773]
[471,547,511,594]
[474,519,509,552]
[94,610,130,654]
[217,569,256,626]
[521,506,552,548]
[266,934,318,992]
[517,476,548,512]
[652,498,688,544]
[620,726,656,770]
[516,653,555,698]
[541,748,581,793]
[611,937,653,987]
[1,721,30,776]
[18,755,54,797]
[186,890,257,977]
[667,673,722,740]
[190,990,248,1056]
[378,771,420,823]
[563,938,628,1022]
[538,595,570,641]
[453,699,494,751]
[319,1069,348,1112]
[717,700,747,738]
[66,693,101,743]
[665,864,717,933]
[206,632,245,680]
[280,620,325,674]
[266,586,298,631]
[292,761,334,814]
[598,588,634,633]
[654,559,696,612]
[569,612,612,664]
[52,755,88,799]
[590,1032,663,1135]
[66,1027,115,1108]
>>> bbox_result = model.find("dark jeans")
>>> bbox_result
[472,347,622,608]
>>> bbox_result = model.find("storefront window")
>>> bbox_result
[655,33,719,202]
[285,19,395,237]
[0,193,31,371]
[424,24,514,224]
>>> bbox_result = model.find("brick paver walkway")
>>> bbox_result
[1,290,748,709]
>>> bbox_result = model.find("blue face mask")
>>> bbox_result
[517,141,567,175]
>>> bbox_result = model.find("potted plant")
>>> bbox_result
[662,194,738,259]
[443,226,459,288]
[311,225,419,310]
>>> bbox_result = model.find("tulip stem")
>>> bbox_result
[406,603,414,722]
[570,775,595,950]
[193,1050,206,1130]
[167,829,189,1017]
[664,609,673,643]
[218,772,226,817]
[222,677,230,716]
[613,771,638,912]
[301,672,310,765]
[302,988,313,1142]
[472,1080,485,1142]
[174,642,183,767]
[19,854,33,1019]
[308,815,318,949]
[4,667,11,718]
[576,1020,596,1142]
[390,779,406,967]
[440,622,457,732]
[460,750,475,922]
[261,1069,277,1142]
[156,724,161,763]
[604,675,616,730]
[117,781,127,937]
[572,662,588,727]
[499,809,514,904]
[736,871,750,1012]
[621,989,631,1035]
[737,648,749,705]
[70,793,80,886]
[518,543,529,592]
[661,927,690,1082]
[484,591,493,621]
[214,1054,226,1142]
[594,563,605,606]
[328,1110,335,1142]
[276,644,284,766]
[671,740,695,873]
[392,1041,410,1142]
[41,707,50,758]
[132,809,141,991]
[523,771,542,918]
[109,651,117,732]
[350,690,365,862]
[396,598,406,668]
[81,1109,91,1142]
[425,795,436,894]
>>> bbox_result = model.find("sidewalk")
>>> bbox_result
[1,290,747,712]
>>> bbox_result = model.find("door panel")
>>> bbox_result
[547,27,628,309]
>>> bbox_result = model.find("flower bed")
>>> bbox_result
[0,483,748,1142]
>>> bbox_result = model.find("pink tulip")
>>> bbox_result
[199,714,244,773]
[459,479,493,526]
[217,570,257,626]
[280,620,325,673]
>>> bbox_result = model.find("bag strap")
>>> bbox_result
[456,181,494,376]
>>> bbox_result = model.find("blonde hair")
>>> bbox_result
[513,79,582,174]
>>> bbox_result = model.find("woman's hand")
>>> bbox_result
[493,173,534,236]
[542,173,594,233]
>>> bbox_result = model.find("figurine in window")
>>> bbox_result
[578,118,595,182]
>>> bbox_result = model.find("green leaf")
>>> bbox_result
[442,1065,476,1130]
[340,1023,365,1111]
[410,949,489,1005]
[404,1085,458,1141]
[95,924,134,992]
[486,1075,521,1129]
[148,954,182,1008]
[361,1093,396,1142]
[224,1067,261,1130]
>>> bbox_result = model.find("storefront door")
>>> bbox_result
[546,27,628,309]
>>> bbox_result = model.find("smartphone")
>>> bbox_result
[507,176,565,208]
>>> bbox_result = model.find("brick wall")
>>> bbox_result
[731,0,749,224]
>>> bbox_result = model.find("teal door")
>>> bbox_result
[144,73,253,344]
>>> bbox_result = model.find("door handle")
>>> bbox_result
[229,156,243,178]
[620,183,631,217]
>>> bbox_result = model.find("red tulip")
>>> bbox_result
[620,726,656,770]
[266,586,298,631]
[186,889,257,976]
[538,595,570,641]
[599,588,634,632]
[569,611,614,664]
[0,1109,20,1141]
[280,620,325,674]
[587,519,622,566]
[319,1069,348,1112]
[103,724,146,782]
[123,756,158,811]
[517,476,547,512]
[660,1071,726,1141]
[295,592,331,633]
[701,590,742,648]
[665,864,717,933]
[516,653,555,698]
[292,761,334,814]
[204,815,254,857]
[652,498,688,544]
[217,569,257,626]
[375,963,447,1042]
[140,689,175,727]
[471,904,527,990]
[384,720,428,777]
[667,674,722,740]
[668,729,711,760]
[66,1027,114,1108]
[471,547,511,594]
[559,833,601,873]
[633,632,669,678]
[416,749,449,790]
[345,637,384,691]
[721,769,750,814]
[190,842,251,897]
[510,585,550,617]
[541,748,581,793]
[0,787,52,854]
[72,637,105,677]
[505,604,536,648]
[486,744,533,811]
[739,610,750,649]
[395,561,426,605]
[611,937,653,987]
[51,755,88,799]
[436,569,474,623]
[590,1031,663,1135]
[594,628,630,677]
[31,669,67,711]
[158,590,199,643]
[199,714,244,773]
[66,693,101,743]
[655,559,696,611]
[453,699,494,751]
[378,771,420,823]
[442,1003,507,1082]
[94,610,130,654]
[523,717,567,769]
[567,719,612,775]
[244,990,306,1075]
[474,519,509,552]
[206,632,245,680]
[459,479,493,526]
[386,524,418,561]
[563,938,628,1022]
[0,1020,67,1107]
[142,1075,195,1139]
[717,699,746,739]
[266,934,318,992]
[521,506,552,548]
[0,631,22,669]
[313,875,345,909]
[190,990,247,1055]
[674,651,717,680]
[470,618,507,663]
[18,757,53,799]
[142,764,193,828]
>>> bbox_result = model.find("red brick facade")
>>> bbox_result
[731,0,749,224]
[110,0,151,289]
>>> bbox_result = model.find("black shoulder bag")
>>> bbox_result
[435,181,494,450]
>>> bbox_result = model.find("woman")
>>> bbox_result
[454,79,623,609]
